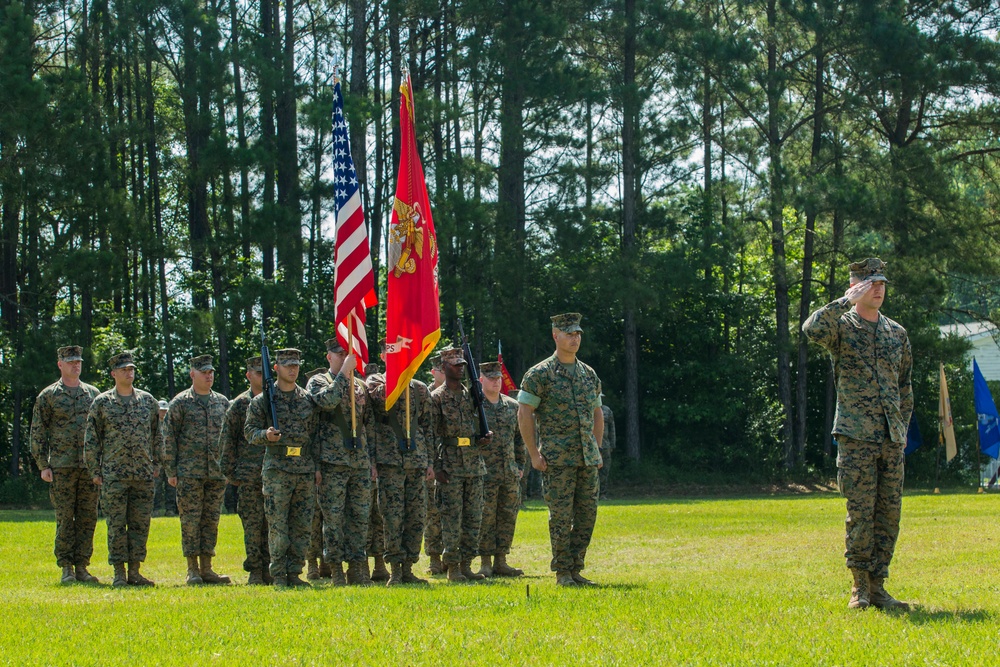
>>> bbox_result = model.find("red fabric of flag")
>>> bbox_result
[498,351,518,395]
[332,80,377,372]
[385,75,440,408]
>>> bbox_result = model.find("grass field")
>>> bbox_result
[1,491,997,666]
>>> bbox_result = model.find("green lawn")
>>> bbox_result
[1,492,996,665]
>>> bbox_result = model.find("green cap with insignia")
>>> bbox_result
[439,347,467,365]
[551,312,584,333]
[57,345,83,362]
[325,337,345,353]
[275,348,302,366]
[107,351,137,370]
[304,367,326,379]
[849,258,888,283]
[245,356,263,372]
[429,353,443,370]
[479,361,502,378]
[190,354,215,371]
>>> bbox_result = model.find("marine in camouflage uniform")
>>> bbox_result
[164,354,232,585]
[306,338,376,586]
[84,351,163,587]
[367,366,435,586]
[423,352,446,573]
[219,356,271,584]
[363,362,390,584]
[476,361,526,578]
[31,345,102,584]
[803,258,913,611]
[598,403,616,499]
[301,368,331,582]
[518,313,604,587]
[245,348,351,587]
[433,347,490,582]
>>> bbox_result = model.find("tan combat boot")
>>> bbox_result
[401,562,428,584]
[75,565,99,583]
[446,562,467,583]
[61,565,76,584]
[286,572,311,587]
[346,561,373,586]
[262,569,274,585]
[127,561,155,586]
[428,554,445,575]
[306,558,321,580]
[186,556,204,585]
[247,569,265,585]
[493,554,524,577]
[200,555,231,584]
[556,571,576,586]
[371,555,390,582]
[571,570,596,586]
[848,569,870,609]
[386,562,403,587]
[460,560,486,581]
[870,577,910,611]
[330,561,346,586]
[478,555,493,578]
[319,558,332,578]
[271,575,288,588]
[112,563,128,588]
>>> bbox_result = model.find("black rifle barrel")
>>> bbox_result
[260,323,280,432]
[458,319,489,438]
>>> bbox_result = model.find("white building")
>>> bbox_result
[939,321,1000,381]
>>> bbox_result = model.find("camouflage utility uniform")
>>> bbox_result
[478,393,525,561]
[519,353,602,576]
[802,260,912,594]
[432,382,487,569]
[31,375,101,571]
[164,387,230,559]
[368,374,434,573]
[84,387,163,567]
[598,404,615,498]
[306,369,375,579]
[220,388,269,577]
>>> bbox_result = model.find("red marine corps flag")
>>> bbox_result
[385,74,440,409]
[331,79,377,372]
[498,341,518,395]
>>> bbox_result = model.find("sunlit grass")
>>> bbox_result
[1,491,996,665]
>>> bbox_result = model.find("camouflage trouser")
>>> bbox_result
[176,477,226,557]
[307,493,323,561]
[519,471,529,506]
[237,480,269,572]
[153,475,177,515]
[479,471,520,556]
[598,449,612,498]
[424,481,443,556]
[102,479,155,565]
[262,468,315,579]
[542,465,598,573]
[367,481,385,559]
[439,475,484,564]
[837,436,904,579]
[379,466,427,564]
[50,467,99,567]
[317,463,372,564]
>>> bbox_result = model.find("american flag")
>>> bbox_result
[332,80,377,371]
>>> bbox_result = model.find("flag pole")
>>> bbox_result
[934,426,942,493]
[349,317,357,438]
[405,385,411,439]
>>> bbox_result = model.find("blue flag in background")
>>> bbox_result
[974,358,1000,460]
[904,411,923,456]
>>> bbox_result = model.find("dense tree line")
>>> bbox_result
[2,0,1000,486]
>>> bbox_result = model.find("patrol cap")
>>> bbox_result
[325,337,345,354]
[849,258,888,283]
[107,351,136,370]
[245,356,263,373]
[429,353,443,370]
[275,349,302,366]
[157,399,169,410]
[479,361,502,378]
[305,367,326,379]
[190,354,215,371]
[364,362,381,375]
[551,312,584,333]
[57,345,83,362]
[439,347,467,365]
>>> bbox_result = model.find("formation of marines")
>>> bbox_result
[31,311,608,589]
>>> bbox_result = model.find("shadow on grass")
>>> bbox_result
[886,606,993,624]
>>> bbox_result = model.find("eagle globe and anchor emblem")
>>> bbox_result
[389,197,436,278]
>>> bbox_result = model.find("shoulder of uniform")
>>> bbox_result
[212,390,229,401]
[38,381,60,397]
[82,382,101,394]
[135,389,156,403]
[881,315,907,335]
[577,359,598,375]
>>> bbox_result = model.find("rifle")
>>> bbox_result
[457,319,489,438]
[260,322,280,433]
